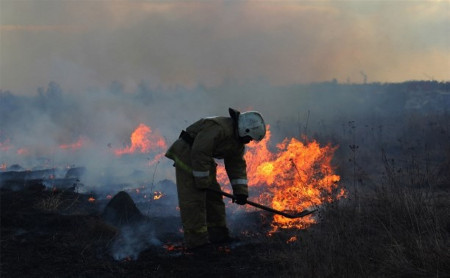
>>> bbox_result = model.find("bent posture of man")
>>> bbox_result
[165,108,266,251]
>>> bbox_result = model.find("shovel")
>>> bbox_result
[208,188,316,219]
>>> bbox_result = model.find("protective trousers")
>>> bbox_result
[173,140,229,249]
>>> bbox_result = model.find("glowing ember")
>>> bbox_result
[218,126,343,232]
[88,197,96,203]
[163,243,184,252]
[164,244,177,251]
[114,123,167,162]
[287,236,297,243]
[153,191,163,200]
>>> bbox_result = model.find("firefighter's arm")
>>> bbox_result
[224,148,249,202]
[190,123,223,189]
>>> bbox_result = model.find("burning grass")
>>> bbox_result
[218,128,345,232]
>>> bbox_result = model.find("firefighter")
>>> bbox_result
[165,108,266,251]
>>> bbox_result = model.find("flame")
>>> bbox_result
[287,236,297,243]
[153,191,163,200]
[218,126,343,231]
[164,244,177,251]
[59,136,87,150]
[88,197,96,203]
[0,163,6,171]
[114,123,167,159]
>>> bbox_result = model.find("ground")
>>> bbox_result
[0,185,306,278]
[1,180,449,278]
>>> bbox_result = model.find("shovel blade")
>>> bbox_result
[280,209,317,218]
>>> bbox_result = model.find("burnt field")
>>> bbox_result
[1,161,448,278]
[1,81,450,277]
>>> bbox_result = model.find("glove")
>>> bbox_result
[233,194,248,205]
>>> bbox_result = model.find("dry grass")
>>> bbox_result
[34,191,64,212]
[248,184,449,278]
[248,145,450,278]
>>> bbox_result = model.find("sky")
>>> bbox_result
[0,0,449,94]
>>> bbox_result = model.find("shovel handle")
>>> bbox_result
[207,188,314,219]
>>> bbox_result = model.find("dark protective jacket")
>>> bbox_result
[166,116,248,195]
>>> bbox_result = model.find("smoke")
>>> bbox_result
[111,223,161,261]
[0,83,166,190]
[2,80,448,190]
[1,80,280,193]
[1,1,448,184]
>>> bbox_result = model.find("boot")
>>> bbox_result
[208,226,235,244]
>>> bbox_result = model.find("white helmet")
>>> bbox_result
[238,111,266,141]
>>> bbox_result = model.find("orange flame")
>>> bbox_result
[153,191,163,200]
[114,123,167,158]
[287,236,297,243]
[59,136,87,150]
[218,126,343,231]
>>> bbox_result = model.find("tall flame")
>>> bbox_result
[114,123,167,158]
[218,126,343,231]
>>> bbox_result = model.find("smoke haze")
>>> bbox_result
[1,1,448,93]
[1,80,449,189]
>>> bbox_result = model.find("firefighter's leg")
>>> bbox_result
[206,165,230,243]
[175,163,209,249]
